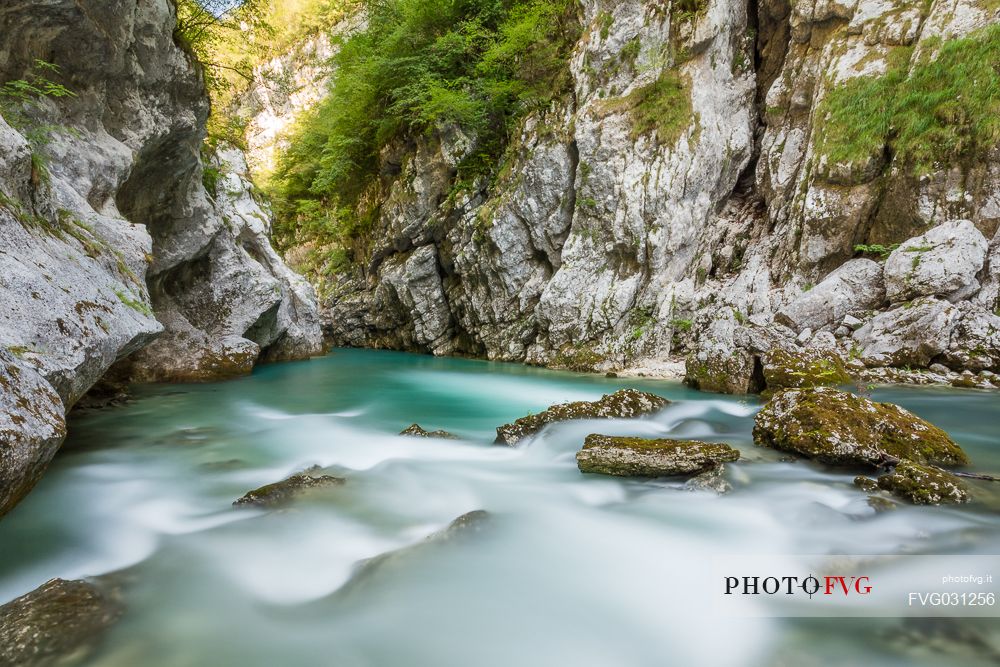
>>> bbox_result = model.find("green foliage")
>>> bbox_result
[202,165,222,197]
[854,243,899,259]
[0,60,76,158]
[816,25,1000,175]
[599,69,694,146]
[270,0,580,253]
[671,318,693,332]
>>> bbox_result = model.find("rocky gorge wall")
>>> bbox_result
[267,0,1000,390]
[0,0,323,517]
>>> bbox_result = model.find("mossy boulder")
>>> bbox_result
[762,348,852,391]
[233,467,344,508]
[0,578,123,667]
[494,389,669,446]
[875,461,971,505]
[576,434,739,477]
[753,387,969,468]
[399,424,459,439]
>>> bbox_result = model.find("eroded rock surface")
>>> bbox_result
[494,389,669,446]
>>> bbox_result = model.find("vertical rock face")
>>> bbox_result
[278,0,1000,385]
[0,0,322,516]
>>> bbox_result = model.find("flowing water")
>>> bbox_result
[1,349,999,666]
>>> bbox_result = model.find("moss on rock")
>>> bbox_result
[495,389,669,446]
[875,461,971,505]
[233,467,344,508]
[753,387,970,468]
[762,348,852,391]
[576,434,739,477]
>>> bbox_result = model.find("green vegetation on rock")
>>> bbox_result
[875,460,970,505]
[753,387,970,468]
[576,434,739,478]
[815,25,1000,175]
[270,0,581,251]
[598,69,695,146]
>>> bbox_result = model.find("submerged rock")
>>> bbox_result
[494,389,669,446]
[875,461,971,505]
[685,465,733,494]
[576,435,739,478]
[233,468,344,508]
[336,510,492,597]
[753,387,969,468]
[399,424,459,439]
[0,578,123,667]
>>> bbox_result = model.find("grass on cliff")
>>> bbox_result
[815,25,1000,175]
[598,69,694,146]
[269,0,580,251]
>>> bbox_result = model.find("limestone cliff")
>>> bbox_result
[0,0,323,517]
[265,0,1000,389]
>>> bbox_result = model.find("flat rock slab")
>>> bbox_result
[0,578,123,667]
[576,435,739,477]
[399,424,459,439]
[233,468,345,508]
[495,389,669,446]
[753,387,969,468]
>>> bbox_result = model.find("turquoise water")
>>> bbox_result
[1,349,999,666]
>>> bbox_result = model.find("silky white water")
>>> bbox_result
[1,349,998,666]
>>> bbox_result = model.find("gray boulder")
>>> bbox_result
[234,468,345,508]
[884,220,988,303]
[776,259,886,332]
[943,304,1000,372]
[853,297,961,367]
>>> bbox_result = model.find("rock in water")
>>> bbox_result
[875,461,971,505]
[399,424,459,439]
[576,435,739,477]
[753,387,969,468]
[0,578,123,667]
[685,465,733,494]
[233,468,344,508]
[494,389,669,446]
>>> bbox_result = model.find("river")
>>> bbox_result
[1,348,998,666]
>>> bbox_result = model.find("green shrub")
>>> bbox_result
[270,0,580,250]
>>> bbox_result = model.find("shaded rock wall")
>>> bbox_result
[0,0,322,516]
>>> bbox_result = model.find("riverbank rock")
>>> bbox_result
[233,468,344,508]
[0,578,123,667]
[853,298,962,368]
[761,348,852,391]
[884,220,988,304]
[494,389,669,446]
[0,351,67,517]
[776,259,886,332]
[576,435,739,478]
[753,388,969,468]
[399,424,459,439]
[874,461,971,505]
